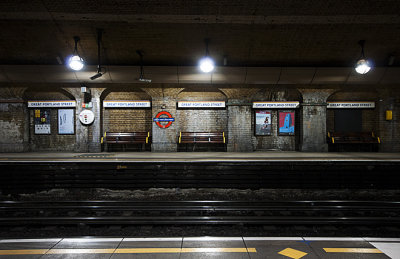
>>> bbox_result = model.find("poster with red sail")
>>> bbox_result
[278,110,295,135]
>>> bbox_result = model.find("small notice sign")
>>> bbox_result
[327,102,375,108]
[28,101,76,108]
[253,102,300,109]
[103,100,151,108]
[178,101,226,108]
[34,109,51,134]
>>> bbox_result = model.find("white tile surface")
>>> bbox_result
[370,242,400,259]
[0,238,61,243]
[364,238,400,242]
[303,237,364,241]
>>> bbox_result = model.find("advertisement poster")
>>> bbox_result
[278,110,295,135]
[255,110,272,136]
[34,109,51,134]
[58,109,75,134]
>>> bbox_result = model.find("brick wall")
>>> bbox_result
[0,102,27,152]
[252,109,297,151]
[102,91,152,133]
[29,108,76,151]
[327,91,378,133]
[252,90,300,151]
[377,97,400,152]
[27,91,76,151]
[177,91,227,132]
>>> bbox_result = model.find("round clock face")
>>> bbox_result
[79,109,95,125]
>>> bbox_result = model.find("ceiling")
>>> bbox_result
[0,0,399,84]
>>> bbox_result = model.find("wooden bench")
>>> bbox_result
[101,132,150,151]
[178,132,226,151]
[327,131,380,151]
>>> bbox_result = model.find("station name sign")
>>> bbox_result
[28,101,76,108]
[327,102,375,108]
[252,101,300,109]
[178,101,226,108]
[103,100,151,108]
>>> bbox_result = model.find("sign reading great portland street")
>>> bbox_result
[178,101,226,108]
[327,102,375,108]
[252,101,300,109]
[28,101,76,108]
[103,100,151,108]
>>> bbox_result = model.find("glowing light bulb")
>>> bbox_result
[68,55,84,71]
[355,59,371,74]
[199,57,215,73]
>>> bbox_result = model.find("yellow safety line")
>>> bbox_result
[117,248,181,253]
[0,249,49,255]
[180,248,253,253]
[0,247,257,255]
[47,249,114,254]
[324,248,382,253]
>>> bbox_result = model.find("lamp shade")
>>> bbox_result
[68,55,84,71]
[199,57,215,73]
[355,59,371,74]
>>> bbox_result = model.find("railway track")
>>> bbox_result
[1,200,400,225]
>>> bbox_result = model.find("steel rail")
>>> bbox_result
[1,200,399,225]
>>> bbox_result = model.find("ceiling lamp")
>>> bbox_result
[199,39,215,73]
[67,36,84,71]
[355,40,372,74]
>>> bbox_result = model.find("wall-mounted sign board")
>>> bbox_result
[178,101,226,108]
[253,101,300,109]
[255,110,272,136]
[103,100,151,108]
[58,109,75,134]
[28,101,76,108]
[34,109,51,134]
[327,102,375,108]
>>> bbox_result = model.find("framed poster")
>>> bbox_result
[34,109,51,134]
[255,110,272,135]
[58,109,75,134]
[278,110,295,136]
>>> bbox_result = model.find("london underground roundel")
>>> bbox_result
[153,111,175,128]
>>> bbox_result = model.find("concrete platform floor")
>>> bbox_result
[0,237,399,258]
[0,151,399,163]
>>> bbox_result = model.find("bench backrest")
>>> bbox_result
[101,132,150,144]
[327,132,380,144]
[178,132,225,144]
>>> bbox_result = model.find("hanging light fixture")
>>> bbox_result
[355,40,372,74]
[67,36,84,71]
[90,29,106,80]
[198,38,215,73]
[136,50,152,83]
